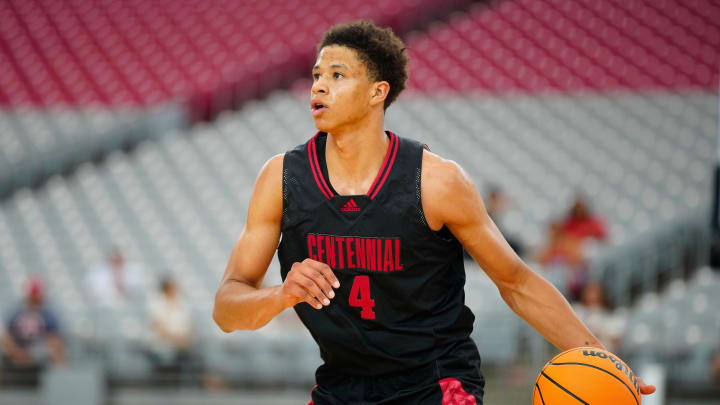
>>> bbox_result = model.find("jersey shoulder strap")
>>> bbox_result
[281,139,316,230]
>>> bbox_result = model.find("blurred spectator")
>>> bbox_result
[561,195,608,242]
[465,184,525,260]
[572,282,624,353]
[537,220,587,300]
[145,276,195,386]
[1,277,64,386]
[85,249,142,307]
[485,184,508,221]
[485,185,525,257]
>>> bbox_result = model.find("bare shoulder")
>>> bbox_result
[421,149,475,198]
[248,153,285,223]
[421,150,480,229]
[258,153,285,181]
[254,153,284,196]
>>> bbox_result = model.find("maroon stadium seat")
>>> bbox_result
[405,0,719,95]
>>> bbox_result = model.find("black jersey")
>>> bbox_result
[278,131,482,379]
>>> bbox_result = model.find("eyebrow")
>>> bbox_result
[312,63,349,70]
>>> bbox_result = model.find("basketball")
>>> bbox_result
[533,347,641,405]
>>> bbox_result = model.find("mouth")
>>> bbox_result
[311,102,327,117]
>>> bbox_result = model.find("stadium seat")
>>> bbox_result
[406,0,718,95]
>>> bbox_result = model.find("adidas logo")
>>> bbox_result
[341,198,361,212]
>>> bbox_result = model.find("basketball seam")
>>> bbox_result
[540,371,589,405]
[535,383,546,405]
[549,362,639,405]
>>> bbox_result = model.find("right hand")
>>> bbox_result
[282,259,340,310]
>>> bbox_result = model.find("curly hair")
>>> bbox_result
[318,20,409,110]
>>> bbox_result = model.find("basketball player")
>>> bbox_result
[213,21,656,404]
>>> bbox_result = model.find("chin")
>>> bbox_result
[313,118,334,133]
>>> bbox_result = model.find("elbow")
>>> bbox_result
[213,310,232,333]
[498,286,518,309]
[496,263,531,305]
[213,297,261,332]
[212,279,272,332]
[497,267,525,294]
[212,296,237,333]
[213,308,262,332]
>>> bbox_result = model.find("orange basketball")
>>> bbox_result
[533,347,641,405]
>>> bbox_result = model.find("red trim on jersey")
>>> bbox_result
[309,131,398,200]
[366,131,396,198]
[311,134,335,197]
[369,132,399,200]
[439,378,477,405]
[308,133,334,199]
[306,384,317,405]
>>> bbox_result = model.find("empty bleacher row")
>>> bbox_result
[0,0,477,200]
[405,0,720,94]
[390,91,716,247]
[0,87,716,383]
[4,0,718,207]
[0,0,474,114]
[623,267,720,387]
[0,104,185,197]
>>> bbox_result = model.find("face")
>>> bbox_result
[164,283,178,298]
[110,252,124,269]
[28,295,43,307]
[571,198,588,218]
[311,45,384,133]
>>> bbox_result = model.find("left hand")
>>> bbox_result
[638,377,656,395]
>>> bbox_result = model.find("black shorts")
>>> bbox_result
[307,359,484,405]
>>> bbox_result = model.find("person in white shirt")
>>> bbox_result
[573,281,625,353]
[146,276,194,385]
[84,249,142,308]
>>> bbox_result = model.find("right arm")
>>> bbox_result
[212,154,339,332]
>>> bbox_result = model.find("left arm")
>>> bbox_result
[421,151,655,394]
[421,152,601,350]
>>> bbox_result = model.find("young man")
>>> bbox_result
[213,21,655,404]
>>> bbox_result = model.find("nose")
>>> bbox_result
[311,76,328,95]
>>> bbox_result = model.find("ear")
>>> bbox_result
[369,81,390,108]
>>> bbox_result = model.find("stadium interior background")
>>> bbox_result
[0,0,719,404]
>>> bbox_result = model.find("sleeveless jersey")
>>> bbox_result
[278,131,481,378]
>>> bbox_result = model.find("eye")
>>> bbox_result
[313,73,321,80]
[333,72,344,79]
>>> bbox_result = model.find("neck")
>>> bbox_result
[325,115,389,195]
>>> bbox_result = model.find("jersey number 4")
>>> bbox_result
[349,275,375,319]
